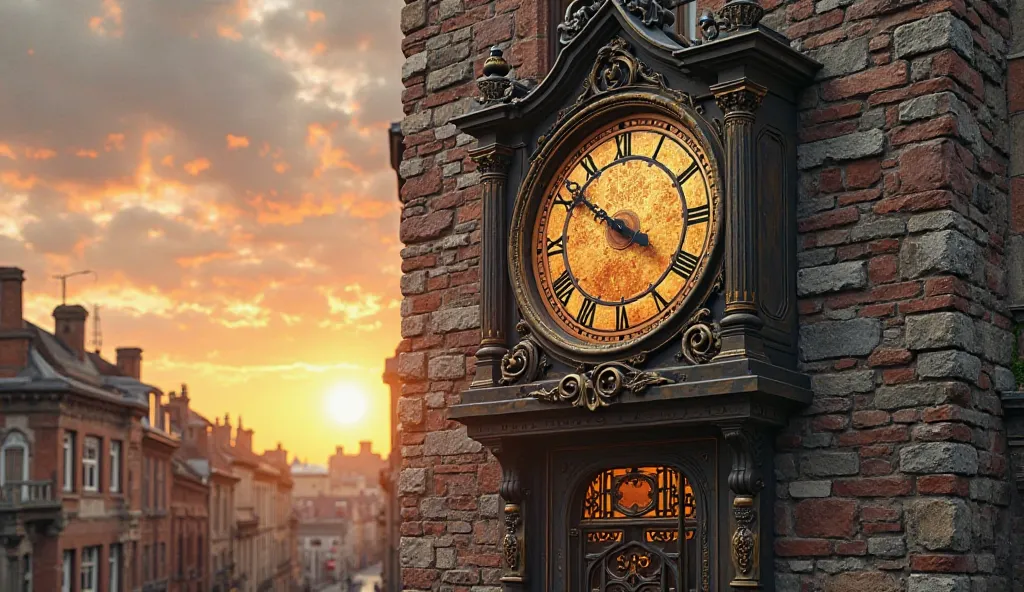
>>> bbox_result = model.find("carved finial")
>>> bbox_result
[718,0,764,28]
[477,47,514,104]
[482,46,511,77]
[697,0,764,42]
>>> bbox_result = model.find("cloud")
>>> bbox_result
[0,0,406,460]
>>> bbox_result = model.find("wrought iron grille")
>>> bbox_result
[578,466,701,592]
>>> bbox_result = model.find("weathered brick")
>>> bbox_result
[900,443,979,475]
[794,499,856,537]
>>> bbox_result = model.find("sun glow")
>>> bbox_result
[325,382,369,426]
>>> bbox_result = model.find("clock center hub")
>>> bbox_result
[606,210,641,250]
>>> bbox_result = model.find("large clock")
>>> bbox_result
[510,93,722,362]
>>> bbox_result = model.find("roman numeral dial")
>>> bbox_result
[527,114,719,349]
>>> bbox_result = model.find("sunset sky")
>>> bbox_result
[0,0,405,463]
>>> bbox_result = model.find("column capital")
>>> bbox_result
[710,79,768,116]
[470,144,514,175]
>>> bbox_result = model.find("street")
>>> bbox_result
[318,563,382,592]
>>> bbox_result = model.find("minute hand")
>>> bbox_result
[571,188,650,247]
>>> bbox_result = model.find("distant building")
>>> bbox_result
[291,443,385,588]
[379,355,401,592]
[0,267,296,592]
[327,442,384,487]
[139,389,180,591]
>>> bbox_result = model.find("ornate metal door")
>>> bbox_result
[550,439,716,592]
[576,466,700,592]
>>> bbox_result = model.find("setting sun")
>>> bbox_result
[325,381,370,426]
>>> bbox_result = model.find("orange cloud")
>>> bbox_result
[226,134,250,149]
[25,148,57,161]
[307,10,325,23]
[0,145,17,160]
[306,123,360,177]
[311,42,327,56]
[75,149,99,159]
[0,171,38,190]
[272,162,289,174]
[105,133,125,152]
[217,25,242,41]
[89,0,124,37]
[183,158,211,176]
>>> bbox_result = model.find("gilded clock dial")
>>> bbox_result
[532,115,716,343]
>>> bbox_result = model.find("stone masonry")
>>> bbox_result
[397,0,1023,591]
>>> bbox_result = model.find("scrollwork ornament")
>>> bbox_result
[677,308,721,365]
[558,0,605,46]
[619,0,676,28]
[526,361,673,411]
[500,337,550,385]
[575,38,697,110]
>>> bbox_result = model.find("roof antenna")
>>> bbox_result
[92,304,102,354]
[52,270,96,305]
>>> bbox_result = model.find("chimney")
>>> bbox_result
[116,347,142,379]
[235,417,253,452]
[213,414,232,448]
[0,268,29,377]
[0,268,24,331]
[54,304,88,359]
[359,441,372,456]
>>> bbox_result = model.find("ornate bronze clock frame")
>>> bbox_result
[450,2,821,590]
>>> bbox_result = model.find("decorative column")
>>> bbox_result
[722,425,765,589]
[470,145,514,388]
[711,79,768,361]
[491,445,527,590]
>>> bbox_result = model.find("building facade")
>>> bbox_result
[169,457,209,592]
[140,393,179,592]
[395,2,1024,592]
[0,268,148,592]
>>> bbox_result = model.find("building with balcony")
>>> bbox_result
[0,267,149,591]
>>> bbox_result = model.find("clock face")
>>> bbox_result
[529,113,718,347]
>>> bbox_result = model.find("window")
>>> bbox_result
[110,441,122,493]
[159,542,166,578]
[63,431,75,492]
[80,546,98,592]
[178,533,184,577]
[62,550,73,592]
[109,544,121,592]
[142,545,150,582]
[1,431,28,489]
[676,0,697,40]
[82,436,100,492]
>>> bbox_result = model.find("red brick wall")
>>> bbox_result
[769,0,1017,588]
[1,398,145,592]
[397,0,1019,590]
[170,478,210,592]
